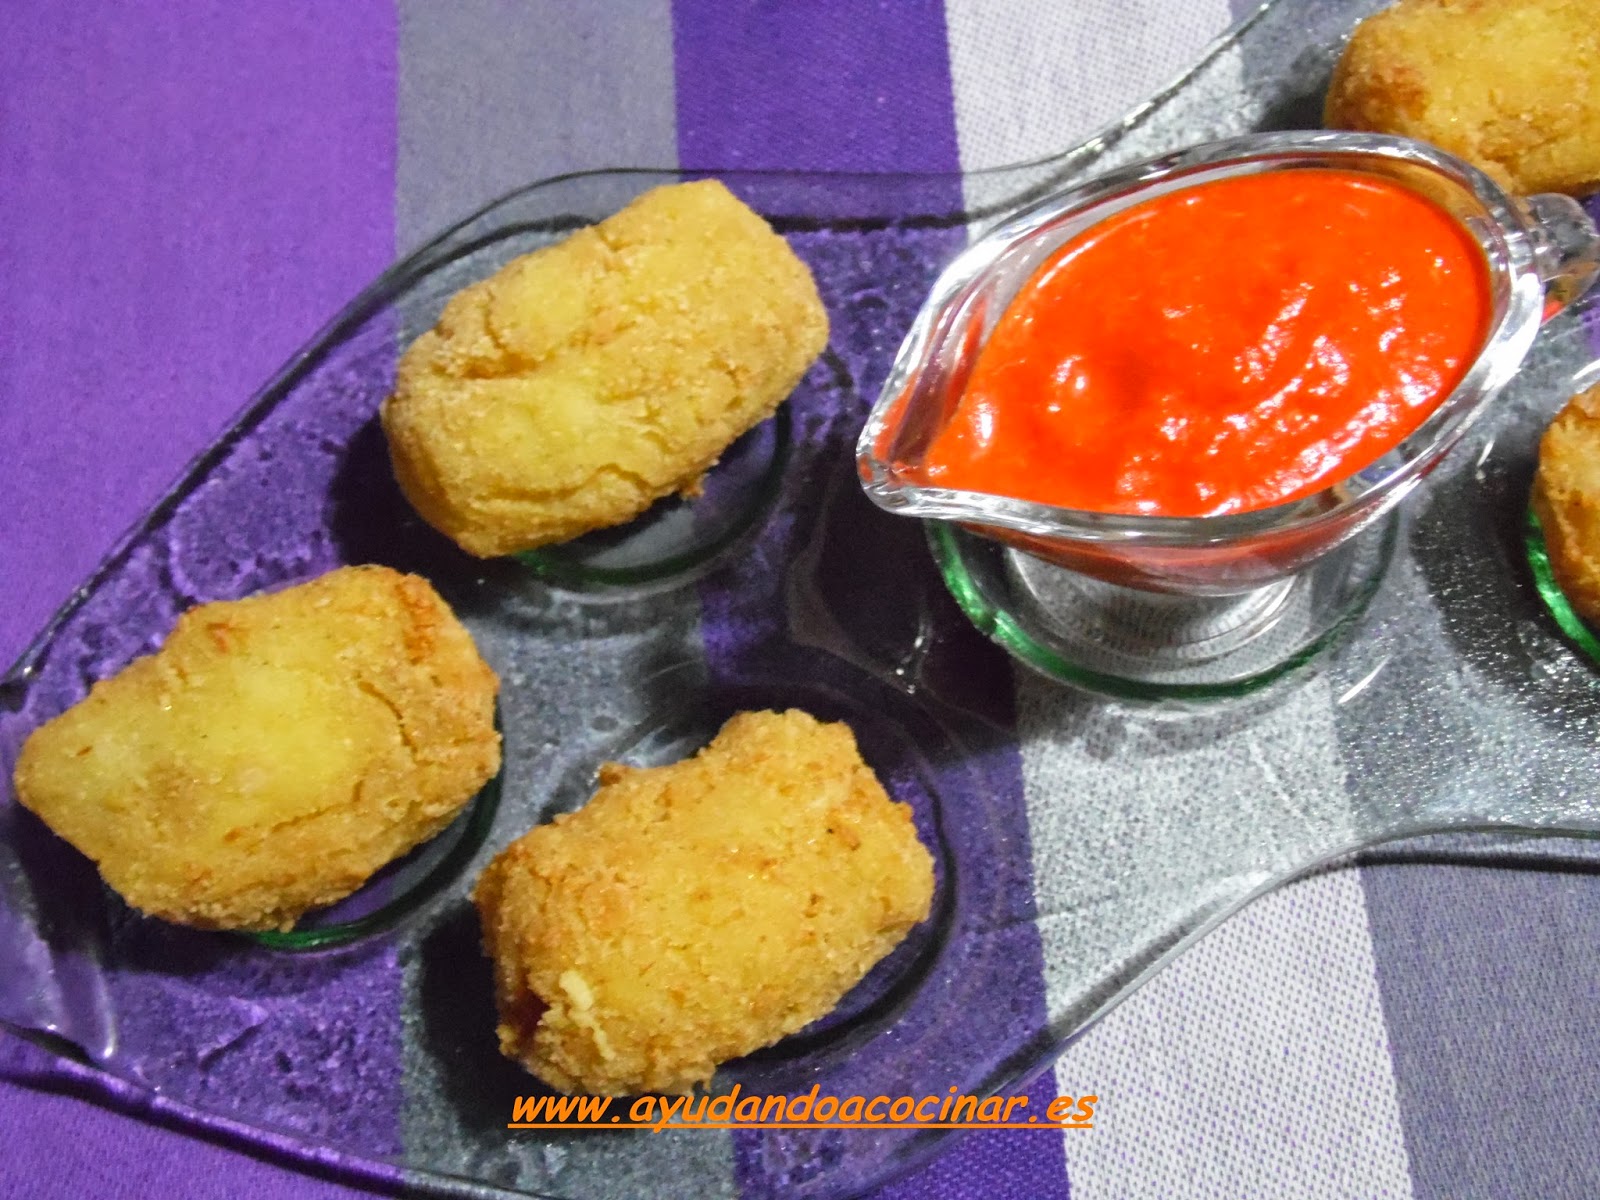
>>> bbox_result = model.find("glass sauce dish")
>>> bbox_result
[859,131,1600,699]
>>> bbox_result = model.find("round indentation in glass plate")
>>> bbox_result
[542,677,956,1065]
[1525,504,1600,664]
[928,516,1397,702]
[245,717,505,952]
[513,407,793,592]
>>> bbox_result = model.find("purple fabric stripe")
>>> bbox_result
[1,1036,410,1200]
[871,1074,1068,1200]
[1589,196,1600,352]
[671,0,962,174]
[0,0,397,670]
[0,2,399,1196]
[672,4,1066,1198]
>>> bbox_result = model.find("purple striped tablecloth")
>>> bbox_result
[4,2,1599,1197]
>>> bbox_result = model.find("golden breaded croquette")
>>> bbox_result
[12,565,500,932]
[1534,384,1600,623]
[473,709,935,1095]
[381,179,829,558]
[1325,0,1600,196]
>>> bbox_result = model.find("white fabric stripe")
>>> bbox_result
[944,0,1249,233]
[944,0,1237,173]
[1013,672,1414,1197]
[941,6,1416,1191]
[1061,873,1414,1198]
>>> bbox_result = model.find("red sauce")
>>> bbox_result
[919,169,1492,516]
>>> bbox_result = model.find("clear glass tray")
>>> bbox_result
[5,0,1600,1197]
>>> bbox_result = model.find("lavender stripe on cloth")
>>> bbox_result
[396,0,680,254]
[1363,859,1600,1198]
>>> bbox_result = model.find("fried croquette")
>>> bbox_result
[1534,383,1600,623]
[381,179,830,558]
[473,709,934,1095]
[1325,0,1600,196]
[12,565,500,932]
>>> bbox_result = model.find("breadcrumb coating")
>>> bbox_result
[1325,0,1600,196]
[473,709,935,1095]
[13,565,500,932]
[1534,384,1600,623]
[381,179,829,557]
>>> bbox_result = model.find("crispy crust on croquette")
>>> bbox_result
[12,565,500,932]
[1325,0,1600,197]
[473,709,935,1095]
[381,179,829,558]
[1534,385,1600,624]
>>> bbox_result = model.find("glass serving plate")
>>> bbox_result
[5,0,1600,1197]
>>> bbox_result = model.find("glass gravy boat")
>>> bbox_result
[858,131,1600,698]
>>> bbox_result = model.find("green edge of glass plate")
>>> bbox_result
[513,405,794,589]
[243,711,506,952]
[1525,504,1600,664]
[927,519,1396,703]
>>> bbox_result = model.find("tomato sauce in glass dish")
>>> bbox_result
[919,168,1492,516]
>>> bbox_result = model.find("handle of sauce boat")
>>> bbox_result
[1523,193,1600,320]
